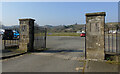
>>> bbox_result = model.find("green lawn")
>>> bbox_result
[47,33,80,36]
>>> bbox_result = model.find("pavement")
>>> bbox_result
[0,49,26,59]
[84,60,120,73]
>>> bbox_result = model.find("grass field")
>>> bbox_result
[34,32,120,36]
[47,33,80,36]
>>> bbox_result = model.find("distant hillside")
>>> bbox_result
[45,22,119,32]
[1,22,119,33]
[1,25,20,31]
[105,22,119,28]
[46,24,85,33]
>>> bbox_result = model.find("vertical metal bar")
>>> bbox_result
[14,40,15,45]
[6,40,7,46]
[37,26,38,49]
[17,39,20,45]
[7,40,8,45]
[12,40,13,45]
[14,39,15,45]
[10,40,11,46]
[45,28,47,48]
[9,40,10,46]
[116,27,118,54]
[17,39,18,45]
[104,24,105,52]
[16,39,17,45]
[112,27,113,52]
[15,39,17,45]
[11,40,12,45]
[108,28,110,52]
[85,23,86,59]
[4,40,6,49]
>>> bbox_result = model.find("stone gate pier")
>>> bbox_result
[19,18,35,52]
[86,12,106,60]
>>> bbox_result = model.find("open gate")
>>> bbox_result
[34,24,47,50]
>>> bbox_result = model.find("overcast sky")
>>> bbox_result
[1,2,118,26]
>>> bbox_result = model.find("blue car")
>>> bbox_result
[13,30,20,39]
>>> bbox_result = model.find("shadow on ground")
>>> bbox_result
[34,49,83,53]
[1,49,13,53]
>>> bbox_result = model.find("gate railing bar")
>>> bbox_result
[4,40,5,49]
[116,28,117,54]
[45,28,47,48]
[85,24,86,59]
[116,27,118,54]
[104,25,106,52]
[112,27,113,53]
[10,40,11,45]
[3,39,19,49]
[108,28,110,52]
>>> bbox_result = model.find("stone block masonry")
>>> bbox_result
[19,18,35,52]
[86,12,106,60]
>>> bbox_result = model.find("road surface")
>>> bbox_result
[2,36,85,72]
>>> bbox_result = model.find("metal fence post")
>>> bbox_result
[116,27,119,54]
[4,40,6,49]
[45,28,47,48]
[85,23,86,59]
[112,27,113,52]
[108,28,110,52]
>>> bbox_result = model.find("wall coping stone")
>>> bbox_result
[86,12,106,16]
[19,18,35,21]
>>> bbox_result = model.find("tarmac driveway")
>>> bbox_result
[46,36,85,58]
[2,36,85,72]
[47,36,85,51]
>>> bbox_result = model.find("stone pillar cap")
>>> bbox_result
[19,18,35,21]
[86,12,106,16]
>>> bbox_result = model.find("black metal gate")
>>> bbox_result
[34,24,47,50]
[3,40,19,49]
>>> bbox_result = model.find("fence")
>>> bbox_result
[105,27,120,55]
[2,39,19,49]
[34,25,47,50]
